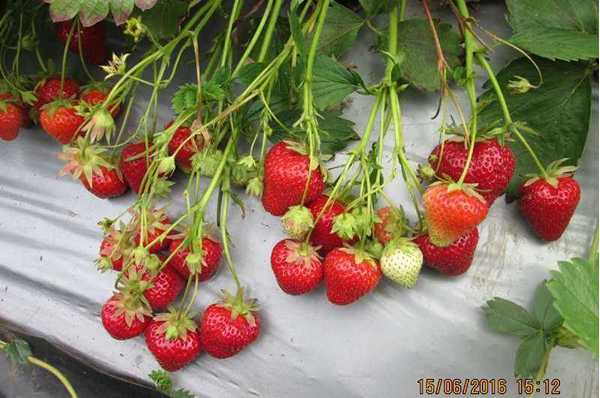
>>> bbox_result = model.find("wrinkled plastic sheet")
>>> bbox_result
[0,3,598,397]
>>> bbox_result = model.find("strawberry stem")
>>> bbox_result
[0,340,78,398]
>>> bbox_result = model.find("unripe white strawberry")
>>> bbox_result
[380,238,423,288]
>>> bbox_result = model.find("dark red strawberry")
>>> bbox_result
[271,239,323,295]
[33,77,79,114]
[132,208,171,253]
[262,141,325,216]
[120,142,152,193]
[39,100,84,144]
[56,20,108,65]
[101,293,151,340]
[59,139,128,199]
[200,289,260,359]
[0,94,27,141]
[414,228,479,276]
[323,247,381,305]
[373,206,407,245]
[167,122,203,173]
[168,236,222,281]
[308,195,356,254]
[429,139,516,205]
[519,165,580,241]
[145,310,202,371]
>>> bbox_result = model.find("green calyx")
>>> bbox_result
[219,287,259,327]
[81,107,116,143]
[155,308,197,341]
[281,205,314,240]
[332,206,373,241]
[113,291,152,328]
[524,158,577,188]
[41,98,75,117]
[58,138,115,186]
[284,239,320,268]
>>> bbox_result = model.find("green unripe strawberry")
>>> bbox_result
[380,239,423,288]
[281,205,314,239]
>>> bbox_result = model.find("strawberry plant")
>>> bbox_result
[0,0,597,393]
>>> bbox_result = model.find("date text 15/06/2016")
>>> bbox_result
[417,378,561,395]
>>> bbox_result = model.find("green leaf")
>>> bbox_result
[79,0,110,27]
[358,0,395,16]
[4,339,32,365]
[507,0,598,61]
[547,256,599,356]
[307,1,365,56]
[48,0,82,22]
[514,331,550,378]
[312,55,363,110]
[149,369,172,394]
[140,0,187,40]
[392,19,462,91]
[110,0,135,25]
[533,281,563,332]
[478,57,592,196]
[236,63,266,86]
[270,110,359,155]
[484,297,541,337]
[171,84,198,116]
[171,389,195,398]
[136,0,158,10]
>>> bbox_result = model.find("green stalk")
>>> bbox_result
[232,0,275,77]
[0,340,78,398]
[257,0,285,63]
[475,52,549,178]
[454,0,478,185]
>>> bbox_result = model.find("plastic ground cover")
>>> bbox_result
[0,3,598,397]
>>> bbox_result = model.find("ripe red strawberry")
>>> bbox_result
[80,85,120,117]
[120,142,152,193]
[59,139,128,198]
[373,206,407,245]
[142,267,184,311]
[200,289,260,359]
[145,310,202,371]
[414,228,479,276]
[167,236,222,281]
[39,100,84,144]
[423,182,488,247]
[308,195,356,254]
[262,141,325,216]
[271,239,323,295]
[132,208,171,253]
[97,223,132,271]
[429,139,516,206]
[0,94,27,141]
[167,122,203,173]
[519,164,580,241]
[56,20,108,65]
[33,77,79,114]
[101,293,151,340]
[323,247,381,305]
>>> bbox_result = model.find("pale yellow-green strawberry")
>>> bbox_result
[380,238,423,288]
[281,205,314,239]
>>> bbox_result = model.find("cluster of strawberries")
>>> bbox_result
[262,138,581,304]
[97,207,260,372]
[0,20,108,142]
